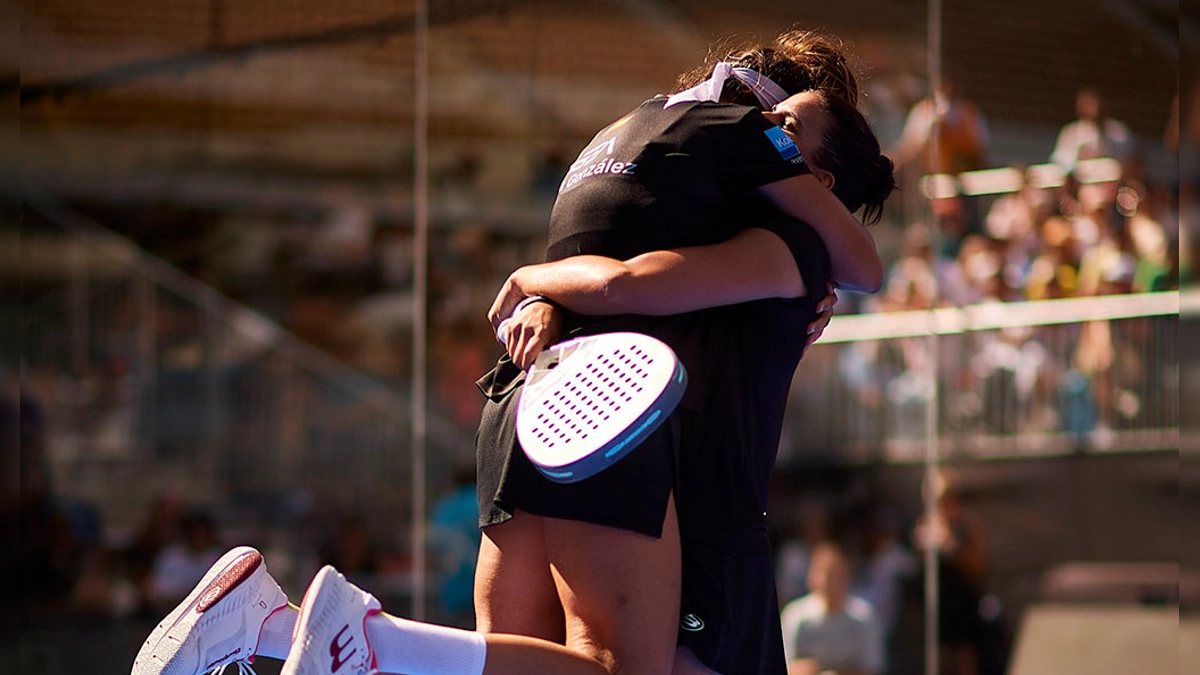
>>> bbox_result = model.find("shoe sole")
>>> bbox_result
[133,546,265,675]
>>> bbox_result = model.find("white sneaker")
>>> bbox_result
[282,566,381,675]
[132,546,289,675]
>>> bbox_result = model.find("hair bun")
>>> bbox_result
[862,156,897,225]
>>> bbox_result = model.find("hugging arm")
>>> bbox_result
[491,228,805,319]
[757,174,883,293]
[490,227,838,368]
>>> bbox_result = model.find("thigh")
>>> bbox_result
[543,493,682,675]
[474,511,565,643]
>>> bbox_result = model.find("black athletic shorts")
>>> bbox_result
[677,528,787,675]
[475,354,677,538]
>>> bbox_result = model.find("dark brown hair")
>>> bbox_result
[810,92,896,224]
[674,30,860,108]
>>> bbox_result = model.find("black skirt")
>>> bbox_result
[475,354,677,538]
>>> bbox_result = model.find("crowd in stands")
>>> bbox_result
[879,87,1175,315]
[806,87,1180,448]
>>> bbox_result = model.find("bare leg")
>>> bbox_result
[315,501,680,675]
[475,512,565,642]
[543,493,682,675]
[480,634,608,675]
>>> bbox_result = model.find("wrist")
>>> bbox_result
[513,295,557,316]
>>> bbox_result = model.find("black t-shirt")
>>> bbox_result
[545,97,811,411]
[547,97,810,262]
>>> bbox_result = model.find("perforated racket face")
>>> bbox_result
[517,332,686,483]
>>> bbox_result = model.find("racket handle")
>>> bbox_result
[497,318,512,347]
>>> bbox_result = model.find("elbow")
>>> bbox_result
[596,267,636,313]
[861,264,884,294]
[840,260,884,294]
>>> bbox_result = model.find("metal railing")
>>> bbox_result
[781,292,1179,465]
[20,186,470,570]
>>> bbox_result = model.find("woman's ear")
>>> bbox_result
[815,168,836,191]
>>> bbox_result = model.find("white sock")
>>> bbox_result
[255,605,298,660]
[366,613,487,675]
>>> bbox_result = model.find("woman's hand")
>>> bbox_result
[501,301,564,370]
[487,272,529,335]
[802,283,838,356]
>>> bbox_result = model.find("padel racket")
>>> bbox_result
[516,332,688,484]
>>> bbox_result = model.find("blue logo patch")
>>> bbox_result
[764,126,801,161]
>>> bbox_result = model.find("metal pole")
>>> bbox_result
[70,239,88,381]
[923,1,943,674]
[202,299,222,493]
[410,0,430,622]
[70,237,89,468]
[136,275,157,456]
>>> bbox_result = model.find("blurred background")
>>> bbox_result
[6,1,1189,674]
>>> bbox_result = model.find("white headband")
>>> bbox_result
[664,62,791,110]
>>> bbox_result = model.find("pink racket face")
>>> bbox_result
[517,332,686,482]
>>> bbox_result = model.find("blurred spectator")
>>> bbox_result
[126,491,184,612]
[303,195,376,276]
[1024,216,1083,300]
[776,498,834,603]
[432,319,489,427]
[984,180,1052,290]
[16,380,85,620]
[854,508,918,639]
[319,515,381,583]
[969,324,1052,434]
[149,509,223,608]
[428,466,480,624]
[956,235,1012,303]
[914,480,990,675]
[879,223,941,311]
[890,78,989,175]
[781,542,886,675]
[1051,89,1135,172]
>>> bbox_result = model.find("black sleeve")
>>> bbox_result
[710,106,812,195]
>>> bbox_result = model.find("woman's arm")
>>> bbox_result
[492,228,840,369]
[757,174,884,293]
[489,227,806,324]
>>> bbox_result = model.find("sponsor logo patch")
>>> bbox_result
[680,613,705,632]
[764,126,801,161]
